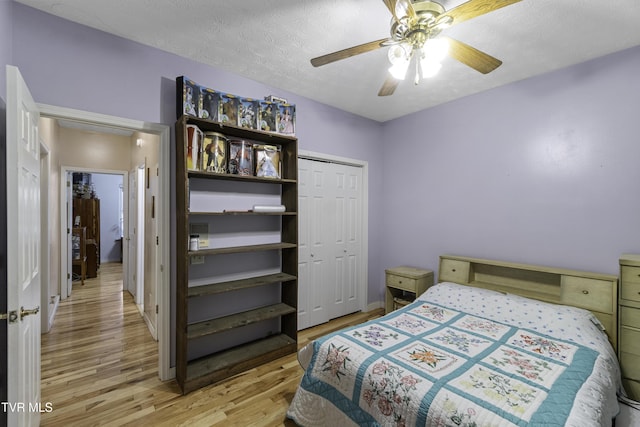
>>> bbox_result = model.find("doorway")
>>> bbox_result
[65,170,125,299]
[39,103,171,381]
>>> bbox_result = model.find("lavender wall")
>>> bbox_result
[382,46,640,277]
[0,0,11,101]
[8,2,640,304]
[9,3,386,304]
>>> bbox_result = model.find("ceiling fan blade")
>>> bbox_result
[381,0,398,19]
[378,75,400,96]
[381,0,417,21]
[311,38,390,67]
[396,0,417,21]
[444,37,502,74]
[443,0,522,27]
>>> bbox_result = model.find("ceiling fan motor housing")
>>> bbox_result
[412,0,445,18]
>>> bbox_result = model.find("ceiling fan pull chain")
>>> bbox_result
[414,57,420,85]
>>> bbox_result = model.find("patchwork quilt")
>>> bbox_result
[287,283,620,427]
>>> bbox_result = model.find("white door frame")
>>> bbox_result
[136,164,146,310]
[39,103,172,381]
[126,167,137,298]
[40,141,53,333]
[298,150,369,313]
[60,167,128,301]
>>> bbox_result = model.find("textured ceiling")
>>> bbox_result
[15,0,640,122]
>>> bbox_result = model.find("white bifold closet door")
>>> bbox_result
[298,158,363,330]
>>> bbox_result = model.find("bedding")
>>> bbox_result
[287,282,621,427]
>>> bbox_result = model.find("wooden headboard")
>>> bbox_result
[438,255,618,351]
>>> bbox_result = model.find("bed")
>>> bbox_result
[287,255,622,426]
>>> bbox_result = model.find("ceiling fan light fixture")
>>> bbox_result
[421,38,449,62]
[389,60,410,80]
[387,43,410,64]
[420,58,442,78]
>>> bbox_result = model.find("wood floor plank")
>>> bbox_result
[41,262,383,426]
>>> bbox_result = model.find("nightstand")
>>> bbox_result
[385,266,434,314]
[619,254,640,400]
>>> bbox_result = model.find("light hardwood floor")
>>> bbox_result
[41,263,383,426]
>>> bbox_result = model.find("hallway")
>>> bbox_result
[40,263,169,425]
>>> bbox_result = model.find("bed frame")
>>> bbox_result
[438,255,618,350]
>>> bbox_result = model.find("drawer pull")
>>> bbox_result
[398,280,402,284]
[452,269,456,272]
[582,290,589,295]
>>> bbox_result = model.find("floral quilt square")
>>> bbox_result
[451,314,512,340]
[381,312,438,336]
[427,389,518,427]
[408,303,459,323]
[391,342,464,378]
[449,365,546,422]
[358,357,433,427]
[484,346,566,388]
[507,331,578,364]
[345,323,410,349]
[425,327,493,357]
[311,335,373,397]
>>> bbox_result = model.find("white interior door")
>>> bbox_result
[6,65,42,427]
[329,163,363,319]
[297,158,330,330]
[136,165,145,310]
[143,163,158,339]
[66,172,73,297]
[126,168,137,296]
[298,157,365,329]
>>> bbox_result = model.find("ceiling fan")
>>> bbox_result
[310,0,522,96]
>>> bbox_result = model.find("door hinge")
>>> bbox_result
[67,227,70,234]
[67,273,71,279]
[0,310,18,323]
[155,305,158,314]
[160,264,164,273]
[156,236,159,245]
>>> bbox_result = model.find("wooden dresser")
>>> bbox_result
[619,254,640,400]
[73,198,100,277]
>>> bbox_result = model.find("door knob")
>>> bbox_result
[20,306,40,321]
[0,310,18,323]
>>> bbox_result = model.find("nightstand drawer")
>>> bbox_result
[386,274,418,292]
[621,265,640,285]
[620,352,640,381]
[620,280,640,304]
[620,326,640,355]
[622,379,640,401]
[439,259,470,284]
[620,306,640,328]
[560,276,613,313]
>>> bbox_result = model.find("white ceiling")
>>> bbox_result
[15,0,640,122]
